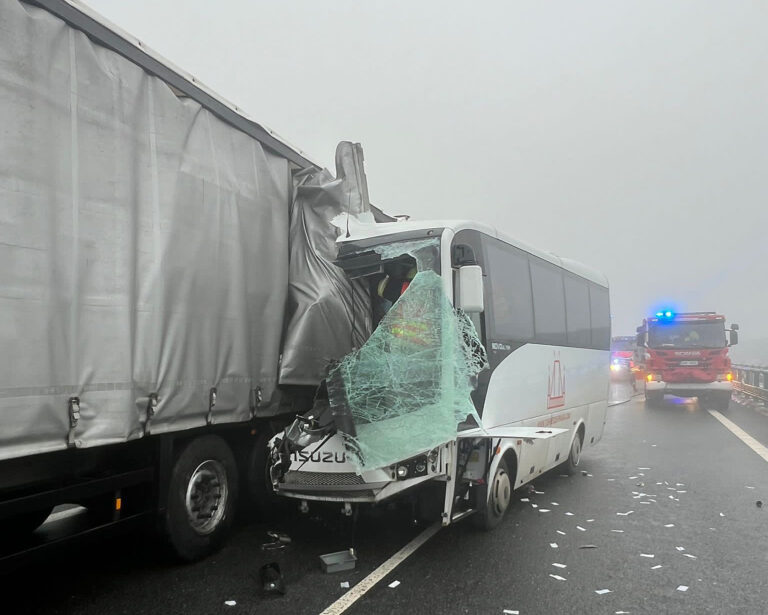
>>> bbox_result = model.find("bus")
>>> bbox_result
[268,220,610,528]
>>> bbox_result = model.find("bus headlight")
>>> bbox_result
[396,465,408,479]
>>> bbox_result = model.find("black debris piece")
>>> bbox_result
[260,562,286,595]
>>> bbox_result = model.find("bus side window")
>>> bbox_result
[564,275,591,347]
[484,241,534,342]
[530,260,567,346]
[589,284,611,350]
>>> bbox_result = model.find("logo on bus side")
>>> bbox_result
[547,352,566,410]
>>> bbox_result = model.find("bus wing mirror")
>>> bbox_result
[729,329,739,346]
[457,265,484,313]
[730,323,739,331]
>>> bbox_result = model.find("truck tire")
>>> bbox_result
[475,458,511,530]
[163,435,239,562]
[242,429,283,520]
[714,392,731,412]
[645,391,663,406]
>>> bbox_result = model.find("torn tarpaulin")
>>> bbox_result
[327,252,487,470]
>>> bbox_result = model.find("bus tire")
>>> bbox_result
[476,458,511,530]
[563,431,583,474]
[163,435,239,562]
[242,429,283,520]
[713,392,731,412]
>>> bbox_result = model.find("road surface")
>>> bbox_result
[5,389,768,615]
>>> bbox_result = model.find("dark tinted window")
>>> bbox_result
[485,240,534,340]
[564,275,591,347]
[530,259,567,345]
[589,284,611,350]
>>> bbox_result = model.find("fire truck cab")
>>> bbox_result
[636,311,739,411]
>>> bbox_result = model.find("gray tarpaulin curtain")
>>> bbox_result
[0,1,294,460]
[279,142,375,386]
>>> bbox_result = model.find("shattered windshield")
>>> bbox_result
[648,321,726,348]
[328,239,488,471]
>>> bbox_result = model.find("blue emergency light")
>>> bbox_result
[655,310,674,319]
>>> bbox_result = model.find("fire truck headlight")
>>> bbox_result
[610,363,622,372]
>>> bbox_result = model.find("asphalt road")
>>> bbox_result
[5,389,768,615]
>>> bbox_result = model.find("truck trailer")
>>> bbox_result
[0,0,391,568]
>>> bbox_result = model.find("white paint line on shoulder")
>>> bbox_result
[708,410,768,464]
[319,523,441,615]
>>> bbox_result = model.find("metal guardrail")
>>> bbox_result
[732,364,768,404]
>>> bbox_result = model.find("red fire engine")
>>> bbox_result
[636,311,739,410]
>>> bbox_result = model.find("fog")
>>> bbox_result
[87,0,768,347]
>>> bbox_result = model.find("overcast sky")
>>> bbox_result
[88,0,768,342]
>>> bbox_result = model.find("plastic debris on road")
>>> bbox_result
[549,574,567,581]
[616,511,634,516]
[683,554,697,559]
[520,498,530,502]
[578,544,597,549]
[552,563,567,568]
[651,565,663,570]
[550,542,558,548]
[340,582,350,589]
[677,585,689,592]
[595,589,612,595]
[640,553,654,558]
[664,524,675,528]
[610,529,624,533]
[388,580,400,589]
[675,546,685,551]
[224,601,237,607]
[503,610,519,614]
[539,509,551,513]
[577,526,586,532]
[556,530,566,535]
[565,512,575,516]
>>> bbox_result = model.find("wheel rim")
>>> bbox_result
[571,436,582,466]
[490,467,511,517]
[185,460,228,535]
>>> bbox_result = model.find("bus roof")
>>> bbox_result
[338,218,609,287]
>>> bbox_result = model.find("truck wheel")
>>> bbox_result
[163,435,239,562]
[476,458,511,530]
[715,392,731,412]
[645,392,663,406]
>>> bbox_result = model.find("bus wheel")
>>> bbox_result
[564,432,583,474]
[163,435,239,562]
[476,458,511,530]
[714,392,731,412]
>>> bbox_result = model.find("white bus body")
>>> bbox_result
[268,220,610,527]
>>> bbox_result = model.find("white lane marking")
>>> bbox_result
[708,410,768,463]
[318,523,441,615]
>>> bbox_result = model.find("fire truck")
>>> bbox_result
[636,311,739,410]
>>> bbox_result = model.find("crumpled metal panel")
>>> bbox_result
[0,1,293,460]
[279,142,374,385]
